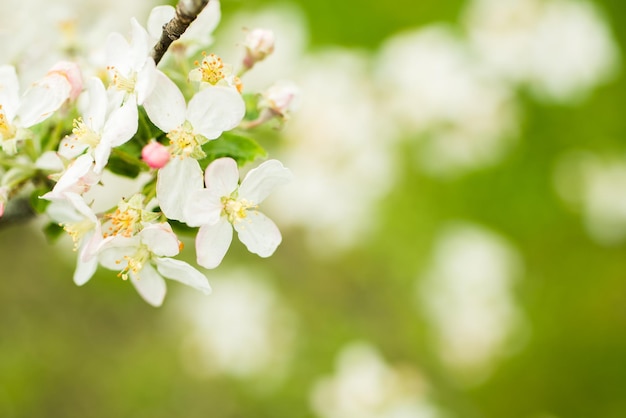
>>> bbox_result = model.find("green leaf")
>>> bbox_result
[30,187,50,214]
[106,149,145,178]
[43,222,65,243]
[200,132,267,170]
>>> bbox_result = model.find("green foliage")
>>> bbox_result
[200,131,267,169]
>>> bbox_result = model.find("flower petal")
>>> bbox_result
[205,157,239,196]
[143,70,186,132]
[17,73,71,127]
[238,159,293,203]
[140,223,180,257]
[183,0,221,43]
[155,257,212,294]
[131,263,167,307]
[234,211,282,257]
[184,189,222,227]
[83,77,107,132]
[74,248,98,286]
[195,218,233,269]
[147,6,175,40]
[156,157,203,222]
[102,94,138,147]
[187,86,245,139]
[0,65,20,120]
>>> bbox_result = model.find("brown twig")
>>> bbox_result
[151,0,210,65]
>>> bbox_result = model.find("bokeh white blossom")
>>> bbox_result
[310,342,441,418]
[172,268,298,385]
[416,223,527,384]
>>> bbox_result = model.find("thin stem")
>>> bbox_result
[151,0,210,66]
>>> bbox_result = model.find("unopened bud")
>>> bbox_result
[142,141,170,169]
[243,29,275,69]
[260,81,299,118]
[48,61,83,101]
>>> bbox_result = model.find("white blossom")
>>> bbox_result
[184,157,292,269]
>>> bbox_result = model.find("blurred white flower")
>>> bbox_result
[310,342,440,418]
[173,268,297,382]
[417,223,526,384]
[463,0,619,102]
[0,0,156,82]
[374,25,519,177]
[268,49,397,255]
[554,152,626,245]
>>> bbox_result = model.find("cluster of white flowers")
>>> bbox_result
[0,0,296,306]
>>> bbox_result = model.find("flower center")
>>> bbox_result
[62,218,94,250]
[167,121,206,159]
[222,196,257,224]
[195,53,226,85]
[72,117,101,148]
[108,66,136,94]
[0,106,16,140]
[116,244,151,281]
[104,207,141,238]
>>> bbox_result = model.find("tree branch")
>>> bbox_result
[151,0,210,65]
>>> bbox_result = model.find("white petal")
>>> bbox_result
[93,141,112,174]
[147,6,175,40]
[156,158,203,221]
[155,257,212,294]
[17,73,71,127]
[184,189,222,227]
[135,58,157,105]
[187,86,245,139]
[0,65,20,120]
[239,159,293,203]
[74,247,98,286]
[183,0,221,42]
[140,223,180,257]
[83,77,107,131]
[143,70,186,132]
[98,236,140,270]
[131,263,167,307]
[102,94,138,147]
[130,18,152,70]
[195,218,232,269]
[106,32,132,73]
[234,211,282,257]
[205,157,239,196]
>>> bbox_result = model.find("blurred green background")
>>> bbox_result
[3,0,626,417]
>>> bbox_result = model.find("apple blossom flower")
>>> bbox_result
[0,64,72,155]
[106,18,158,106]
[143,71,245,221]
[98,222,212,307]
[41,154,100,200]
[183,157,292,269]
[66,76,138,173]
[188,53,243,92]
[242,28,275,70]
[46,192,103,286]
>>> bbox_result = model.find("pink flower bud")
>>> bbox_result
[142,141,171,169]
[0,187,8,218]
[243,29,275,69]
[48,61,83,101]
[261,81,299,118]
